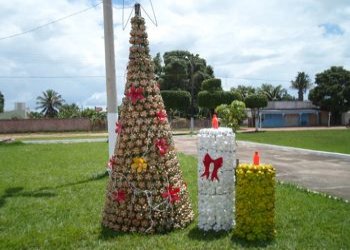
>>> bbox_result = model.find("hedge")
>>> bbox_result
[197,91,241,110]
[234,163,276,241]
[201,78,222,91]
[160,90,191,113]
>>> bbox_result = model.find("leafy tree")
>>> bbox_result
[58,103,80,119]
[160,90,191,118]
[0,91,4,113]
[309,66,350,125]
[215,100,247,132]
[80,107,107,129]
[201,78,222,92]
[152,52,163,77]
[28,111,43,119]
[158,50,214,115]
[291,72,312,101]
[36,89,64,118]
[245,94,268,131]
[258,83,290,101]
[198,91,241,114]
[231,85,256,100]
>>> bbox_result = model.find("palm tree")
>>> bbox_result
[0,91,4,113]
[36,89,64,117]
[258,84,288,101]
[291,72,312,101]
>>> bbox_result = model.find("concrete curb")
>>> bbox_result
[23,138,107,144]
[237,140,350,160]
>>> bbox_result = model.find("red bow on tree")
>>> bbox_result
[156,110,167,123]
[126,85,144,104]
[155,138,168,155]
[201,153,223,181]
[161,186,180,204]
[115,121,122,134]
[113,189,126,203]
[108,155,117,170]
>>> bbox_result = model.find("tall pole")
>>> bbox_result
[103,0,118,158]
[186,56,194,134]
[190,61,194,134]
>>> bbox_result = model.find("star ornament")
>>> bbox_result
[155,138,168,155]
[113,189,126,203]
[126,85,144,104]
[156,110,167,123]
[162,186,180,204]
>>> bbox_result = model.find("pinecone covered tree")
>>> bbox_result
[102,13,194,233]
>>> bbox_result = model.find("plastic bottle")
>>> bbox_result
[212,114,219,129]
[253,151,260,165]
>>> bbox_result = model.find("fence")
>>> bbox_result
[0,118,106,133]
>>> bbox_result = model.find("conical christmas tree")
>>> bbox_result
[102,7,194,234]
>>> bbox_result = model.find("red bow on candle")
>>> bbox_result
[201,153,223,181]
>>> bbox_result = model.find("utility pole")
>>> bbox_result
[103,0,117,158]
[186,56,195,134]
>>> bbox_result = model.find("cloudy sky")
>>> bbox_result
[0,0,349,111]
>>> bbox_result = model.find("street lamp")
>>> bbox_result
[185,56,195,134]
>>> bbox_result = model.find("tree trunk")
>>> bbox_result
[298,89,304,101]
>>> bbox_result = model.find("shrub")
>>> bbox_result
[160,90,191,115]
[215,100,247,131]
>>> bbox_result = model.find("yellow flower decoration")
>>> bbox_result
[131,157,147,173]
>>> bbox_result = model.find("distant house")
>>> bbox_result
[0,102,28,120]
[258,101,321,128]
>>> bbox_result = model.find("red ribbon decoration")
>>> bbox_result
[126,84,145,104]
[113,190,126,203]
[161,185,180,204]
[115,121,122,134]
[201,153,223,181]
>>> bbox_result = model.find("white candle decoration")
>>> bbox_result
[197,128,236,231]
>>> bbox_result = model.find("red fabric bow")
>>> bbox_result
[126,85,144,104]
[162,186,180,204]
[155,138,168,155]
[156,110,167,122]
[115,121,122,134]
[113,190,126,203]
[201,153,223,181]
[108,155,117,170]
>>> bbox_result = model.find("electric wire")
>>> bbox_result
[0,2,103,41]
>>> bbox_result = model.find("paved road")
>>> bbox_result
[174,135,350,201]
[22,135,350,201]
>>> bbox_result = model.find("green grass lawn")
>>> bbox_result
[0,142,349,249]
[236,129,350,154]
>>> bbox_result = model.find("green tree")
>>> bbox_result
[201,78,222,92]
[160,90,191,118]
[258,83,289,101]
[309,66,350,125]
[58,103,80,119]
[215,100,247,132]
[28,111,43,119]
[0,91,4,113]
[158,50,214,115]
[245,94,268,131]
[291,72,312,101]
[36,89,64,118]
[152,52,163,78]
[231,85,256,100]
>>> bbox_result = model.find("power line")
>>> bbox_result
[0,75,105,79]
[0,2,103,41]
